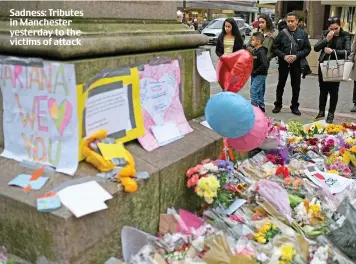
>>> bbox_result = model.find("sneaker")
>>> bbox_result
[315,111,325,119]
[272,106,282,113]
[351,104,356,112]
[326,113,334,124]
[291,107,301,116]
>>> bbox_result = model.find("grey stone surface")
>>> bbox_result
[0,121,222,264]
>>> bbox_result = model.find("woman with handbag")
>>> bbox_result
[314,17,351,123]
[349,36,356,112]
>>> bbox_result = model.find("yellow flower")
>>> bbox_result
[196,187,204,197]
[305,126,310,133]
[327,170,339,175]
[343,151,351,164]
[197,177,209,191]
[204,196,214,204]
[346,138,356,144]
[350,146,356,154]
[254,233,266,244]
[309,204,320,213]
[260,223,272,234]
[288,137,297,143]
[206,175,220,190]
[280,244,295,262]
[279,261,287,264]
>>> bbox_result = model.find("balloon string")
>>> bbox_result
[222,137,234,162]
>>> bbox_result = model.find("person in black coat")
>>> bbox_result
[314,16,351,123]
[272,12,311,116]
[215,18,244,57]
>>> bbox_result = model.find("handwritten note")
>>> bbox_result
[85,88,129,136]
[0,60,79,175]
[197,51,217,82]
[138,60,193,151]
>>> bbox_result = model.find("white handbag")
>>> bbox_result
[320,50,354,82]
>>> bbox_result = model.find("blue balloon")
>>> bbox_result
[205,92,255,138]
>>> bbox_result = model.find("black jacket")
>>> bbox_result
[215,33,244,57]
[274,27,311,62]
[252,47,269,77]
[314,29,351,62]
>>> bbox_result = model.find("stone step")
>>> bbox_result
[0,120,222,264]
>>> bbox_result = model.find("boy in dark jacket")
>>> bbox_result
[250,32,269,112]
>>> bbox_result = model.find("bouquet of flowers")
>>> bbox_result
[326,124,346,135]
[304,122,326,139]
[287,121,304,137]
[187,159,249,207]
[254,223,280,244]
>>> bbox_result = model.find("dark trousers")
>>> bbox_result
[318,66,340,113]
[353,81,356,104]
[274,61,302,108]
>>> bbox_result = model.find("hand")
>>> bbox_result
[326,30,334,41]
[290,55,297,62]
[284,55,293,63]
[324,47,333,54]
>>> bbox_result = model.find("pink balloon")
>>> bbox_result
[227,106,268,151]
[216,49,253,93]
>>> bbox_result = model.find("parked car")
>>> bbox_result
[201,17,246,45]
[244,23,252,36]
[198,20,211,33]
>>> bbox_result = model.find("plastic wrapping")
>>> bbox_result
[257,180,293,223]
[327,197,356,260]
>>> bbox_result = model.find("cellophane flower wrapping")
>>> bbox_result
[257,180,293,223]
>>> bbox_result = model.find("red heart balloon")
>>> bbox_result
[216,49,253,93]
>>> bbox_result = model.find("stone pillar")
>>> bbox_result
[305,1,325,39]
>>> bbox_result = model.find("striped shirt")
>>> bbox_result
[224,37,235,55]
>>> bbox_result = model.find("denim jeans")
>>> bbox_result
[250,75,267,109]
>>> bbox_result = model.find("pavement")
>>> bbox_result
[203,41,356,124]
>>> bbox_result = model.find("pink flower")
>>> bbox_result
[327,139,335,147]
[195,164,203,172]
[230,214,244,223]
[187,174,200,188]
[186,168,195,178]
[201,159,211,164]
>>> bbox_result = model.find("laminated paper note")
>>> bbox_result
[138,60,193,151]
[77,67,144,161]
[197,51,217,82]
[0,59,79,175]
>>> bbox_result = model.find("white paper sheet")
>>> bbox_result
[304,169,353,194]
[0,61,79,176]
[196,51,217,83]
[151,121,183,146]
[57,181,113,217]
[86,87,129,136]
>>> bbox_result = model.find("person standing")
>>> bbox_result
[272,12,311,115]
[247,13,276,62]
[250,32,269,112]
[349,34,356,112]
[314,17,351,123]
[215,18,244,57]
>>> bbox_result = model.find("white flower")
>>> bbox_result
[310,246,329,264]
[202,163,219,173]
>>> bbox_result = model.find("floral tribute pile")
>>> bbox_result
[123,121,356,264]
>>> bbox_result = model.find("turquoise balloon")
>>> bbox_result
[205,92,255,138]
